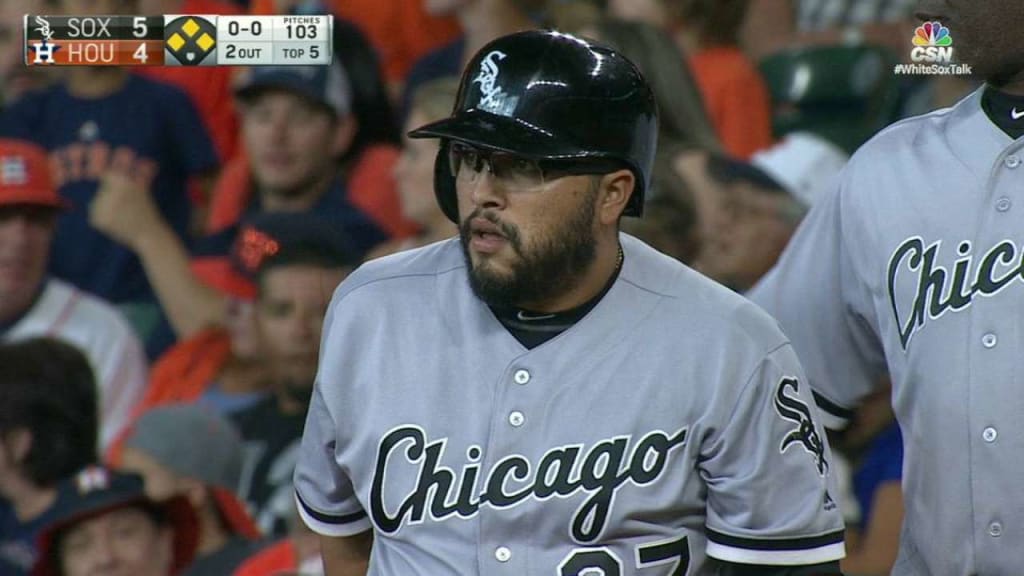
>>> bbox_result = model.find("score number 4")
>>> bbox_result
[558,535,690,575]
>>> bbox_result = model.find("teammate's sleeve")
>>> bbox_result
[748,172,887,429]
[294,381,371,537]
[700,343,846,566]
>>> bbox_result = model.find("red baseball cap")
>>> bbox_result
[0,138,67,210]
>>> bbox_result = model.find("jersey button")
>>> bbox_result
[983,427,998,443]
[513,369,531,385]
[508,411,525,427]
[989,522,1003,537]
[495,546,512,562]
[996,197,1012,212]
[982,333,998,348]
[1006,155,1021,168]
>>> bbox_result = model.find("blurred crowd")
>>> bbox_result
[0,0,980,575]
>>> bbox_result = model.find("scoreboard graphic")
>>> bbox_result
[24,14,333,67]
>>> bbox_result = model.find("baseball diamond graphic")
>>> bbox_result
[164,16,216,66]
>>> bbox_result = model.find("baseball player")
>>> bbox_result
[748,3,1024,574]
[294,31,844,575]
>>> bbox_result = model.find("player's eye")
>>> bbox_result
[449,144,484,179]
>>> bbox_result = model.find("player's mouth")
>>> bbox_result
[469,218,508,254]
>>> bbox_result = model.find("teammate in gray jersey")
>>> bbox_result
[294,30,844,576]
[749,2,1024,574]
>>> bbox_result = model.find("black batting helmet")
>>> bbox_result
[408,30,658,223]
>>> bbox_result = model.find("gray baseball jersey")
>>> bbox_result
[749,86,1023,575]
[294,234,844,575]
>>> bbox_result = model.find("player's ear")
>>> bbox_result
[597,169,635,226]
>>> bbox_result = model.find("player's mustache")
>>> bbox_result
[459,209,522,251]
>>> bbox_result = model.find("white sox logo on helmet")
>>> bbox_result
[471,50,515,114]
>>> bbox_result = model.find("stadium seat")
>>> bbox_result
[759,45,901,155]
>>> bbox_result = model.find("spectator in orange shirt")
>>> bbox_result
[609,0,774,158]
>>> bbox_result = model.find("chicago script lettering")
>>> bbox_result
[370,425,688,542]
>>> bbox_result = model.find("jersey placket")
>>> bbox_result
[967,142,1024,572]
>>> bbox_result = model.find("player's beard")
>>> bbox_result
[458,187,598,308]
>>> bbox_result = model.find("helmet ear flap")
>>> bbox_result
[433,141,460,224]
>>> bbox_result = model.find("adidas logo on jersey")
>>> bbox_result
[370,425,688,542]
[888,237,1024,349]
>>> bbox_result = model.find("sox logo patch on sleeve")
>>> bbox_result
[293,236,845,575]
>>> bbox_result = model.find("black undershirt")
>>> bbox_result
[982,85,1024,140]
[488,255,623,349]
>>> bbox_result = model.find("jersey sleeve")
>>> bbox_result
[748,173,887,428]
[701,343,846,566]
[293,381,372,537]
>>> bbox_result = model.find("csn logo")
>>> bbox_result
[911,21,953,63]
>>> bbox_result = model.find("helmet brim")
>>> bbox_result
[408,110,592,160]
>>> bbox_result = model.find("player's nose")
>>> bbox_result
[465,170,507,212]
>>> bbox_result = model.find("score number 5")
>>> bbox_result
[558,535,690,575]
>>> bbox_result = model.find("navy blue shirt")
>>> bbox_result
[0,493,66,576]
[853,423,904,527]
[244,177,388,257]
[0,73,218,303]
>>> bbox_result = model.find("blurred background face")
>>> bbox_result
[241,91,342,198]
[225,298,261,360]
[607,0,668,27]
[0,206,56,322]
[707,184,793,290]
[256,264,347,397]
[59,507,173,576]
[395,111,443,227]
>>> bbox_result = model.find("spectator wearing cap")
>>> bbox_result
[0,0,219,360]
[117,404,267,576]
[0,138,147,450]
[31,465,198,576]
[685,152,808,292]
[0,338,99,576]
[228,213,359,538]
[207,61,409,252]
